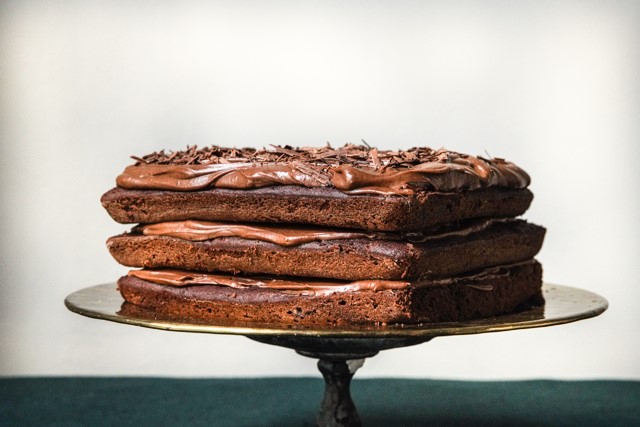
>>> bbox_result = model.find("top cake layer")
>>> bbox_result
[116,144,530,196]
[103,144,535,230]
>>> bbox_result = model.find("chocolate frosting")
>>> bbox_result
[136,218,516,246]
[126,262,527,296]
[138,221,375,246]
[116,144,530,195]
[128,269,410,295]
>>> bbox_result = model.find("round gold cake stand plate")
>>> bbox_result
[65,283,607,427]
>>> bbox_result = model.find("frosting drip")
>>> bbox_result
[116,145,530,195]
[136,218,517,246]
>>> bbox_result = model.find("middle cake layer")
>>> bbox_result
[107,218,545,281]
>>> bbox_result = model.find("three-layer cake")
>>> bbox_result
[102,144,545,325]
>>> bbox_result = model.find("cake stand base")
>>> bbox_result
[315,358,363,427]
[248,335,433,426]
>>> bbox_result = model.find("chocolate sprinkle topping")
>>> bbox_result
[130,143,473,170]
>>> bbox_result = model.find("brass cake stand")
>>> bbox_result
[65,283,607,427]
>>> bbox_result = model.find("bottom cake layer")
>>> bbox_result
[117,261,543,325]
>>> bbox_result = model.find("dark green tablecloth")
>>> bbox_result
[1,378,638,426]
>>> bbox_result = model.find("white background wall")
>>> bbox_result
[1,0,638,379]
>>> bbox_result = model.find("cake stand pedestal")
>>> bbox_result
[65,284,607,427]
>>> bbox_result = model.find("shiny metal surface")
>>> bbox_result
[65,283,607,339]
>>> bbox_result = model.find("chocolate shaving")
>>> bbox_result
[130,155,148,164]
[268,144,301,158]
[129,143,473,171]
[370,148,381,170]
[292,161,332,186]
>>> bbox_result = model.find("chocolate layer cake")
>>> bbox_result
[102,144,545,325]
